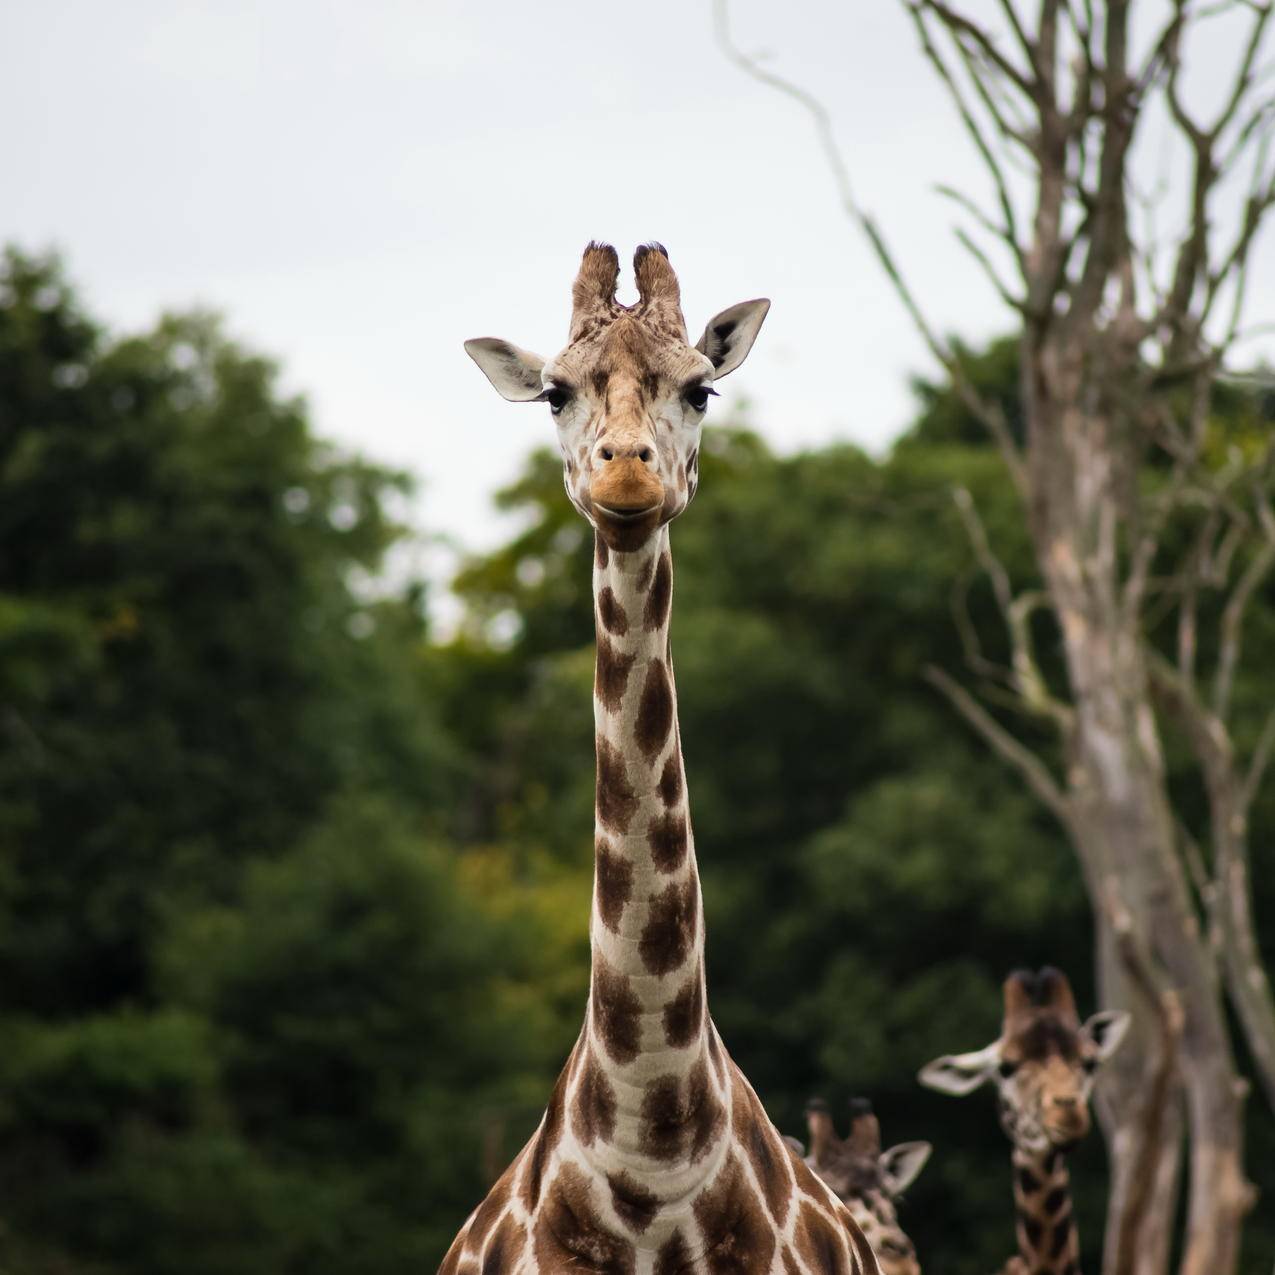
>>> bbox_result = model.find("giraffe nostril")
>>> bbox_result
[600,447,614,462]
[637,446,653,463]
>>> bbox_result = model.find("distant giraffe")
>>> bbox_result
[784,1098,930,1275]
[445,243,880,1274]
[918,968,1129,1275]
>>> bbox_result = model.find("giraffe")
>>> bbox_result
[917,968,1130,1275]
[784,1098,930,1275]
[445,242,881,1275]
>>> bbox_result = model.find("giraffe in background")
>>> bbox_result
[445,243,880,1274]
[918,968,1129,1275]
[786,1098,930,1275]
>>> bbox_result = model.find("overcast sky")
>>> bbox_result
[4,1,1272,575]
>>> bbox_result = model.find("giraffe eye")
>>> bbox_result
[1082,1057,1098,1073]
[998,1059,1019,1078]
[543,386,572,416]
[683,384,717,413]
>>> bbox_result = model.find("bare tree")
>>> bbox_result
[716,3,1275,1272]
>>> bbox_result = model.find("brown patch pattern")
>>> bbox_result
[595,735,637,833]
[522,1066,568,1211]
[658,748,683,806]
[572,1047,618,1147]
[591,955,642,1065]
[735,1083,792,1227]
[607,1171,660,1235]
[662,965,704,1047]
[594,839,633,933]
[481,1214,526,1275]
[639,878,698,976]
[595,636,635,712]
[595,533,609,570]
[635,658,674,760]
[598,585,628,635]
[693,1152,777,1275]
[468,1159,514,1248]
[687,1058,727,1160]
[794,1200,851,1275]
[638,1060,724,1163]
[656,1230,691,1275]
[533,1161,636,1275]
[645,553,672,630]
[647,810,688,873]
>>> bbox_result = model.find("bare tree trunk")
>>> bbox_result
[716,2,1275,1269]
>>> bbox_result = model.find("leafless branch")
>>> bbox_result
[925,664,1072,823]
[714,0,1028,493]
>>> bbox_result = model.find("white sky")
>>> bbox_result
[4,1,1272,574]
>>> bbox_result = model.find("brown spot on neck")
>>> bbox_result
[647,810,689,873]
[596,636,635,712]
[658,747,683,806]
[572,1047,618,1147]
[635,658,674,760]
[595,735,637,833]
[645,553,672,629]
[607,1171,660,1234]
[594,838,633,934]
[662,963,705,1047]
[598,585,628,635]
[639,877,698,975]
[591,954,642,1065]
[639,1059,724,1163]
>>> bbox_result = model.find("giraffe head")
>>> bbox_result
[788,1097,930,1275]
[917,968,1130,1156]
[465,242,769,551]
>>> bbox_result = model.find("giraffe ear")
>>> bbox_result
[879,1141,931,1196]
[917,1044,1000,1096]
[464,338,546,402]
[695,299,770,379]
[1081,1010,1131,1062]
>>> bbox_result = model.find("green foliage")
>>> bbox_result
[1,249,1272,1273]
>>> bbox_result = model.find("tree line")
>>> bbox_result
[0,249,1271,1273]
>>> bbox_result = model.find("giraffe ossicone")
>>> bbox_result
[786,1097,930,1275]
[446,243,881,1275]
[918,967,1130,1275]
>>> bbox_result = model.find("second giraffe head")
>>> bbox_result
[465,242,769,551]
[917,967,1130,1154]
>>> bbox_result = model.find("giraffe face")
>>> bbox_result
[464,243,768,551]
[918,968,1130,1156]
[798,1101,930,1275]
[538,316,714,549]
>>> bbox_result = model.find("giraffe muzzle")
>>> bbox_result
[590,458,664,524]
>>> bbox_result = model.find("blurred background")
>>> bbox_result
[1,2,1273,1273]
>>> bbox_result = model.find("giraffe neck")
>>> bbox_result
[585,525,712,1120]
[1010,1146,1079,1275]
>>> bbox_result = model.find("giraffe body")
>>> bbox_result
[918,968,1130,1275]
[450,245,879,1275]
